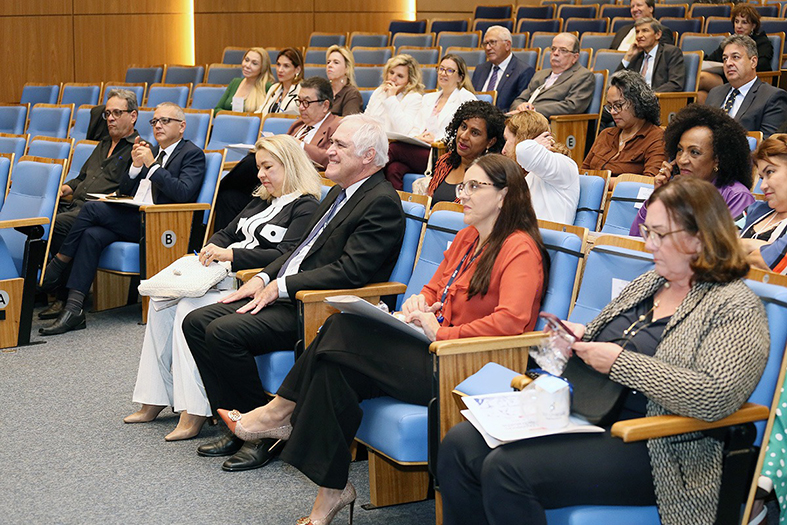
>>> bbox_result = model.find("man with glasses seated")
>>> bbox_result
[39,102,206,335]
[212,77,340,231]
[471,25,535,112]
[509,33,594,119]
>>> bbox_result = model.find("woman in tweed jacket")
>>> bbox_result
[438,177,770,525]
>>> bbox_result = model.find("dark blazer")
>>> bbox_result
[610,23,674,50]
[510,62,595,117]
[471,54,535,111]
[208,194,319,271]
[287,113,341,168]
[263,171,405,299]
[118,139,206,204]
[706,78,787,138]
[616,43,685,92]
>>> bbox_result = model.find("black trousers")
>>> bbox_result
[278,313,432,489]
[182,299,299,414]
[437,421,656,525]
[50,201,83,257]
[213,153,256,231]
[58,201,141,295]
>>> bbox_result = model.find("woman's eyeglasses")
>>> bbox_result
[603,101,629,114]
[639,224,685,247]
[455,180,495,198]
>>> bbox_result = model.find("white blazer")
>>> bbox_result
[258,83,301,116]
[415,87,477,140]
[365,87,423,135]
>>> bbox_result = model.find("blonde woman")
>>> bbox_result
[385,54,478,189]
[259,47,304,116]
[502,110,579,224]
[365,54,424,135]
[124,135,320,441]
[325,45,362,116]
[214,48,274,115]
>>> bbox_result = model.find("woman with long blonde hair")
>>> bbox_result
[214,47,274,115]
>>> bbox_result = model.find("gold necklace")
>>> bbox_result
[622,282,670,339]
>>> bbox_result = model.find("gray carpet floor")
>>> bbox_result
[0,304,435,524]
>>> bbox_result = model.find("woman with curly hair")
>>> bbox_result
[630,103,754,236]
[415,100,506,205]
[365,54,424,135]
[582,70,665,180]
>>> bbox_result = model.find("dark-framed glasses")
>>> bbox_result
[296,98,326,108]
[438,66,457,75]
[638,224,685,247]
[102,109,133,120]
[455,180,495,198]
[149,117,184,127]
[549,46,576,55]
[603,101,629,114]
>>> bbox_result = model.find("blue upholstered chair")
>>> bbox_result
[680,33,726,56]
[221,47,246,65]
[516,5,554,20]
[0,153,11,210]
[206,112,261,163]
[0,105,28,135]
[93,151,224,319]
[0,156,63,348]
[308,32,347,48]
[354,67,384,88]
[205,64,243,85]
[654,4,687,18]
[304,47,328,65]
[68,105,93,142]
[599,5,631,20]
[0,134,28,166]
[556,4,598,19]
[352,46,394,65]
[189,84,227,110]
[303,65,329,80]
[21,84,59,106]
[429,19,470,35]
[473,19,514,34]
[474,5,513,20]
[517,18,563,34]
[565,18,610,36]
[574,170,610,232]
[102,83,146,104]
[26,137,73,163]
[660,17,703,39]
[60,83,100,107]
[144,84,191,108]
[27,104,74,140]
[349,32,390,48]
[164,65,205,88]
[655,50,702,125]
[261,113,298,136]
[389,19,428,37]
[580,33,615,53]
[398,47,441,67]
[444,47,487,68]
[392,32,435,52]
[135,108,156,146]
[689,3,732,19]
[436,31,482,50]
[125,66,164,86]
[600,177,654,236]
[183,109,212,149]
[65,140,98,183]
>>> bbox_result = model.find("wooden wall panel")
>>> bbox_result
[0,0,71,16]
[195,0,313,13]
[74,0,191,15]
[73,14,193,84]
[314,13,407,34]
[316,0,411,12]
[0,16,74,102]
[194,14,315,65]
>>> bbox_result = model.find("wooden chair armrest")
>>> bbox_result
[0,217,49,230]
[295,282,408,303]
[429,332,547,356]
[610,402,769,443]
[654,91,696,100]
[549,113,597,123]
[236,268,264,282]
[139,203,211,213]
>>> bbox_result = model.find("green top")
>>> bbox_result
[214,77,273,115]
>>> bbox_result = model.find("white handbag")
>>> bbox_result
[138,255,229,299]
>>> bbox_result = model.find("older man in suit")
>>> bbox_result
[616,17,684,93]
[471,25,534,111]
[183,114,405,472]
[509,33,595,118]
[705,34,787,138]
[39,102,206,335]
[610,0,674,51]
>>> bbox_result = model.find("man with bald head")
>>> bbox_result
[509,33,595,118]
[471,25,534,111]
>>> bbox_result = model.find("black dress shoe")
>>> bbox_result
[38,300,65,320]
[39,309,86,336]
[221,438,284,472]
[196,431,244,457]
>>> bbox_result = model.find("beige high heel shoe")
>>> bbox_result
[296,482,356,525]
[123,404,166,424]
[164,412,209,441]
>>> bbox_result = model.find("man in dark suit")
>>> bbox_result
[609,0,674,51]
[38,102,206,335]
[183,114,405,472]
[616,17,684,93]
[472,25,534,111]
[705,34,787,138]
[287,76,340,169]
[510,33,595,118]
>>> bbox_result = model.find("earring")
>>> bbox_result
[713,166,719,172]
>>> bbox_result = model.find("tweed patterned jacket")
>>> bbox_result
[583,271,769,525]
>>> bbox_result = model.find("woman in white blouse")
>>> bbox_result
[384,54,477,189]
[258,48,304,116]
[123,135,321,441]
[502,110,580,225]
[365,54,424,137]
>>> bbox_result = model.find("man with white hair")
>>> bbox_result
[183,114,406,472]
[472,25,534,111]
